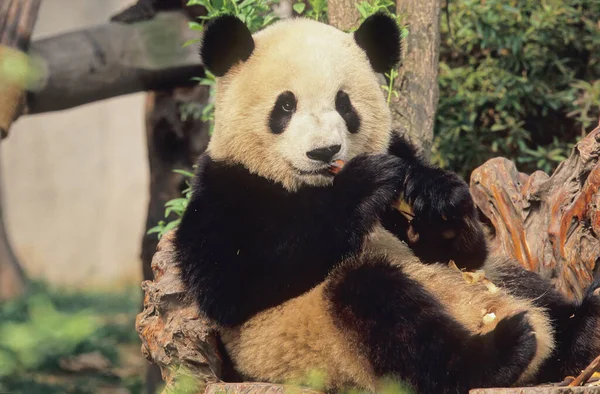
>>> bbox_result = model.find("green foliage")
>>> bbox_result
[292,0,328,22]
[434,0,600,177]
[0,282,142,393]
[147,169,195,239]
[187,0,278,32]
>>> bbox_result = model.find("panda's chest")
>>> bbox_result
[238,186,350,261]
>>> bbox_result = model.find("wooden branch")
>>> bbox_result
[391,0,442,158]
[568,354,600,387]
[22,11,202,116]
[470,121,600,301]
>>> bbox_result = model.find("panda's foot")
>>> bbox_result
[536,278,600,383]
[461,312,537,390]
[383,164,488,270]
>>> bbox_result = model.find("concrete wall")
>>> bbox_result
[1,0,149,289]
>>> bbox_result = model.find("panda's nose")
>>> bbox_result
[306,145,341,163]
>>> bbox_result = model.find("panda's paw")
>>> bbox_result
[402,166,488,269]
[493,312,537,361]
[334,153,408,209]
[483,312,537,385]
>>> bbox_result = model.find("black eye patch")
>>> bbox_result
[269,91,296,134]
[335,90,360,134]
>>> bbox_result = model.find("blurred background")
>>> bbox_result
[0,0,598,393]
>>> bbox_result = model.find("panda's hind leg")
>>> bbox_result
[485,258,600,382]
[324,253,537,393]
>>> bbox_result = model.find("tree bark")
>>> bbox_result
[21,11,202,116]
[326,0,361,31]
[391,0,441,158]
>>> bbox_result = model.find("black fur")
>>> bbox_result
[354,12,402,73]
[335,90,361,133]
[485,260,600,383]
[200,15,255,77]
[383,134,489,270]
[325,254,537,393]
[174,153,410,326]
[269,91,296,134]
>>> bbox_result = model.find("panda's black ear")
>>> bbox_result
[354,12,401,73]
[200,15,255,77]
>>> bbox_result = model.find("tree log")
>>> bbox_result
[137,125,600,392]
[391,0,441,158]
[470,121,600,301]
[21,11,202,116]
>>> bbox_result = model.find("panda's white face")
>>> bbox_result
[206,18,393,191]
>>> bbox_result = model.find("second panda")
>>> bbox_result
[174,13,600,394]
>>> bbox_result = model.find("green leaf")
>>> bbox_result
[293,2,306,14]
[188,21,204,31]
[173,169,195,178]
[182,38,201,48]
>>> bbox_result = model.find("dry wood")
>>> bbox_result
[136,231,223,393]
[470,121,600,301]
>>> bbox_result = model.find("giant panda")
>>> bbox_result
[173,12,600,394]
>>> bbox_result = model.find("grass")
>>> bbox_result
[0,282,146,394]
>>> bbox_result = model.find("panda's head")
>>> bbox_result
[202,13,401,191]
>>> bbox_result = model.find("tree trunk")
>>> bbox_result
[327,0,360,31]
[0,150,27,300]
[391,0,441,158]
[140,86,211,393]
[0,0,43,299]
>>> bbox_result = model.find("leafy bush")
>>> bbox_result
[0,283,142,393]
[433,0,600,177]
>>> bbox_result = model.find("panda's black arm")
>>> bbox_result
[384,133,488,270]
[174,155,367,326]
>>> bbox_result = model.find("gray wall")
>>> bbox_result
[2,0,149,288]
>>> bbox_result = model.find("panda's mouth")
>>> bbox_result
[287,162,333,177]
